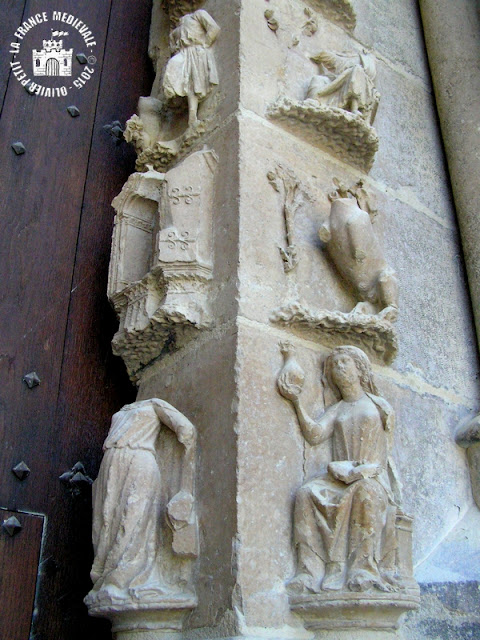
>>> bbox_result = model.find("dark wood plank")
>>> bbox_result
[0,0,112,514]
[0,1,27,111]
[30,0,153,637]
[0,2,113,637]
[0,509,44,640]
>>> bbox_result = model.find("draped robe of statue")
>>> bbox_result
[163,9,220,103]
[293,392,400,592]
[307,50,378,123]
[85,399,196,608]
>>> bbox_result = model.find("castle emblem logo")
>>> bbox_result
[9,11,98,98]
[33,31,73,77]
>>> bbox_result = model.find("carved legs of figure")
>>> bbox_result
[187,93,199,127]
[377,268,399,321]
[289,476,395,594]
[138,96,163,148]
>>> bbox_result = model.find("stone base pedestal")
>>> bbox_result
[88,597,197,639]
[290,591,420,633]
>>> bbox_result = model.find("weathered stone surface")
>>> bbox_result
[303,0,356,32]
[95,0,480,638]
[267,97,379,172]
[108,148,218,381]
[84,399,198,631]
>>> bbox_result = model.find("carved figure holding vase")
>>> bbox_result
[278,345,405,595]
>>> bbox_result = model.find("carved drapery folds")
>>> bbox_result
[108,148,218,382]
[268,48,380,172]
[277,345,419,630]
[84,399,198,634]
[124,7,220,171]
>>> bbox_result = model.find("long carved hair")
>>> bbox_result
[323,345,378,404]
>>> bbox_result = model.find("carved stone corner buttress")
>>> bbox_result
[267,50,380,172]
[84,399,199,637]
[304,0,357,32]
[277,345,419,633]
[108,148,218,381]
[124,7,220,171]
[456,414,480,509]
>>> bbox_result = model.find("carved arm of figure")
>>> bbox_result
[196,9,220,47]
[328,460,382,484]
[277,347,336,446]
[151,399,198,557]
[151,398,196,495]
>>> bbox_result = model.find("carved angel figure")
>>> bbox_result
[278,345,403,594]
[307,49,380,124]
[319,185,398,321]
[163,9,220,126]
[84,399,197,610]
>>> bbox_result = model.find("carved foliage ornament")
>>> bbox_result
[267,164,303,272]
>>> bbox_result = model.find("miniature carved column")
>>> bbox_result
[420,0,480,347]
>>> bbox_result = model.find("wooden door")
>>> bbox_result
[0,1,152,637]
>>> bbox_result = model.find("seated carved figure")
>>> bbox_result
[278,345,403,594]
[307,49,380,124]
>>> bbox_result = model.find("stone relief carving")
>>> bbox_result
[270,180,398,365]
[84,399,198,634]
[277,345,419,630]
[267,164,303,272]
[307,50,380,125]
[267,50,380,171]
[124,8,220,171]
[320,180,398,322]
[161,0,205,27]
[302,8,318,37]
[271,301,398,365]
[303,0,356,32]
[456,415,480,510]
[264,9,279,33]
[108,148,218,381]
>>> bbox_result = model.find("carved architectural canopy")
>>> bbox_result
[108,149,218,381]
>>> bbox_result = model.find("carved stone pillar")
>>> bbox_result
[86,1,480,639]
[419,0,480,346]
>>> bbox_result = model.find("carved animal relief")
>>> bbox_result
[277,345,419,630]
[84,399,198,634]
[108,148,218,381]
